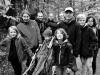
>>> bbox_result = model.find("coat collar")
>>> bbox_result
[55,39,68,46]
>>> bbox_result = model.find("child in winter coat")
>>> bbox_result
[77,14,97,75]
[0,26,33,75]
[86,16,98,74]
[49,28,73,75]
[32,27,53,75]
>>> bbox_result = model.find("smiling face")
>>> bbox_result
[56,30,63,40]
[22,13,30,22]
[87,18,94,27]
[65,11,73,21]
[78,17,86,27]
[37,12,43,21]
[9,29,17,38]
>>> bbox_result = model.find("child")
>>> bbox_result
[77,14,97,75]
[50,28,73,75]
[0,26,33,75]
[32,27,53,75]
[86,16,98,74]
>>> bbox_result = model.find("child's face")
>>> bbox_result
[78,17,86,27]
[87,18,93,27]
[44,36,51,40]
[56,30,63,40]
[9,29,17,38]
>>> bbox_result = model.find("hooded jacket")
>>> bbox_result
[80,26,97,58]
[52,39,73,67]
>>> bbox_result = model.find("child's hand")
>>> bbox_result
[52,36,55,40]
[52,66,56,72]
[39,44,42,47]
[32,54,36,60]
[66,68,71,73]
[47,36,55,49]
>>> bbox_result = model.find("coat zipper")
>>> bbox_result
[59,45,61,64]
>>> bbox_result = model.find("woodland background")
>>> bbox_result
[0,0,100,22]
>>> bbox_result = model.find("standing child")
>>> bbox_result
[86,16,98,75]
[77,14,97,75]
[0,26,33,75]
[50,28,73,75]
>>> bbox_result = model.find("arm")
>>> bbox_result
[52,41,58,66]
[47,36,55,49]
[48,22,59,28]
[34,20,42,44]
[89,28,98,50]
[66,42,74,68]
[73,24,81,57]
[21,37,33,57]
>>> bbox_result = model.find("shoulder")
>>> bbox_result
[86,26,94,35]
[30,20,37,24]
[88,26,93,31]
[17,37,27,44]
[30,20,38,26]
[66,42,72,47]
[75,21,81,28]
[53,40,59,46]
[17,36,25,41]
[17,23,24,27]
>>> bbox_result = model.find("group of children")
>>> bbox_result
[0,13,98,75]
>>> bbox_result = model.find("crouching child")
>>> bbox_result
[32,27,54,75]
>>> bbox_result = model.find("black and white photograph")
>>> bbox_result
[0,0,100,75]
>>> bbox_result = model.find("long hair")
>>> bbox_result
[86,16,97,27]
[7,26,21,39]
[54,28,69,41]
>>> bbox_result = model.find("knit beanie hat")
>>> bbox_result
[43,27,52,37]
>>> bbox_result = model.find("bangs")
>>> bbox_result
[55,28,68,40]
[8,26,21,38]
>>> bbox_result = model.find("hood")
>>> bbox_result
[55,39,68,46]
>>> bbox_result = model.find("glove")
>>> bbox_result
[66,68,71,73]
[32,53,36,60]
